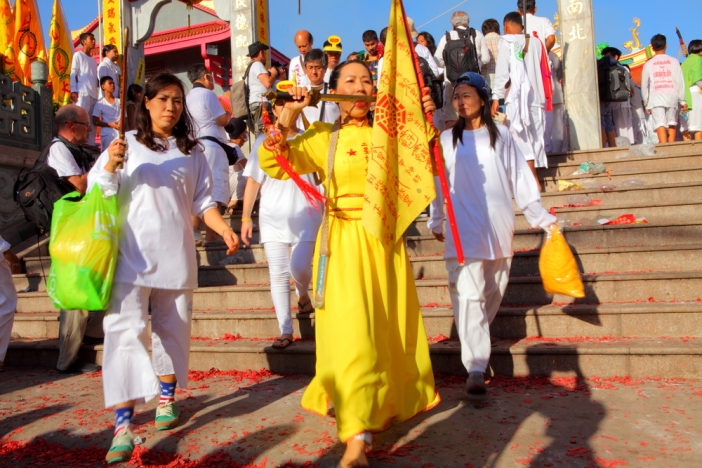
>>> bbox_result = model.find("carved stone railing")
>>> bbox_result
[0,65,53,152]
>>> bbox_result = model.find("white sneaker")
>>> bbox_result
[466,372,487,397]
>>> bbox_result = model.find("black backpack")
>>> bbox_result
[443,28,480,83]
[13,140,81,234]
[598,58,630,102]
[417,56,444,109]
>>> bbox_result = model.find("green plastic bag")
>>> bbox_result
[47,185,119,310]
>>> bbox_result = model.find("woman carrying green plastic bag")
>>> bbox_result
[48,186,119,311]
[87,73,239,464]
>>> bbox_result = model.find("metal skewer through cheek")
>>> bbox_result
[117,27,130,168]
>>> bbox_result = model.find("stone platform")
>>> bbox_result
[0,368,700,467]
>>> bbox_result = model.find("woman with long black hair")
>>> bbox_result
[88,72,239,464]
[429,72,556,396]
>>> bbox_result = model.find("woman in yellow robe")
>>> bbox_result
[259,61,439,467]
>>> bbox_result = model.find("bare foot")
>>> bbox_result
[340,439,368,467]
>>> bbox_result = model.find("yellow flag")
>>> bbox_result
[2,44,20,81]
[0,0,13,59]
[362,0,436,249]
[13,0,47,86]
[48,0,73,106]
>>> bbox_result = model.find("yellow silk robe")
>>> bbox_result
[259,121,439,442]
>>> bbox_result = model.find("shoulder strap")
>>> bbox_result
[243,61,255,114]
[35,140,58,167]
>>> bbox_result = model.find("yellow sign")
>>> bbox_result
[255,0,269,46]
[48,0,73,106]
[362,0,436,249]
[13,0,48,85]
[135,58,145,86]
[103,0,121,48]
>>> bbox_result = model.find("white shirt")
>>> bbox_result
[641,53,687,109]
[187,86,228,145]
[88,131,217,290]
[549,52,564,105]
[97,57,121,98]
[296,82,340,129]
[493,34,545,107]
[92,97,121,147]
[70,50,98,99]
[288,55,310,88]
[248,61,271,104]
[415,42,440,78]
[46,138,85,177]
[324,68,333,84]
[434,26,491,78]
[243,135,322,244]
[429,126,556,260]
[0,235,17,316]
[523,14,556,49]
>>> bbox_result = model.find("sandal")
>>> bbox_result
[272,337,293,349]
[297,298,315,315]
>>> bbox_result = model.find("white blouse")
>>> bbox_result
[429,125,556,260]
[88,131,217,289]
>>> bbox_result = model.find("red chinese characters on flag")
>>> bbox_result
[102,0,121,51]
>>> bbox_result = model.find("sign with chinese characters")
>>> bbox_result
[230,0,253,79]
[254,0,270,47]
[558,0,600,150]
[103,0,121,48]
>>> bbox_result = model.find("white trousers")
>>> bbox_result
[75,94,97,145]
[0,261,16,362]
[263,241,315,335]
[545,103,566,154]
[102,282,193,408]
[447,257,512,374]
[611,103,635,143]
[509,106,548,168]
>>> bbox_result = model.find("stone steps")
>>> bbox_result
[6,335,701,379]
[546,140,701,164]
[12,302,702,341]
[15,270,702,312]
[545,151,702,177]
[542,165,702,192]
[17,243,701,292]
[538,181,702,207]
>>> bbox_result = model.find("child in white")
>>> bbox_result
[89,73,239,464]
[92,76,121,151]
[492,12,548,189]
[240,130,323,348]
[641,34,687,143]
[545,51,566,153]
[0,236,19,370]
[430,72,556,396]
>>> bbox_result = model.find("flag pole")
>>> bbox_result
[398,0,465,265]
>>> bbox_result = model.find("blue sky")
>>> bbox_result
[30,0,702,60]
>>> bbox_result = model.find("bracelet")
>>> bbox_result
[241,217,252,222]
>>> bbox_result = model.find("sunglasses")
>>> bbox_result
[72,121,91,127]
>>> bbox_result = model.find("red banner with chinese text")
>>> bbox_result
[362,0,436,249]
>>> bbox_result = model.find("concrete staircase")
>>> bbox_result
[7,141,702,379]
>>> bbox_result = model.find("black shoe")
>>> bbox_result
[58,359,101,374]
[82,336,104,346]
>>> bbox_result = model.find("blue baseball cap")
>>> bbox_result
[453,72,491,101]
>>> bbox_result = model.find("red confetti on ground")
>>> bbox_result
[188,368,275,383]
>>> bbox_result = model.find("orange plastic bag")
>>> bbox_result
[538,225,585,298]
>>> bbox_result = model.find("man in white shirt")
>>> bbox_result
[491,12,548,188]
[297,49,341,131]
[288,30,313,88]
[517,0,557,53]
[46,105,104,374]
[92,76,121,151]
[323,35,343,84]
[434,11,491,128]
[70,33,99,145]
[246,41,279,136]
[187,64,231,243]
[97,44,121,99]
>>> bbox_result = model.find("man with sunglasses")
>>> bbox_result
[46,104,104,374]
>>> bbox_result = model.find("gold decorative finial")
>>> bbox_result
[553,13,560,44]
[623,17,642,52]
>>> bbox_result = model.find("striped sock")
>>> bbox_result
[158,380,177,405]
[114,407,133,435]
